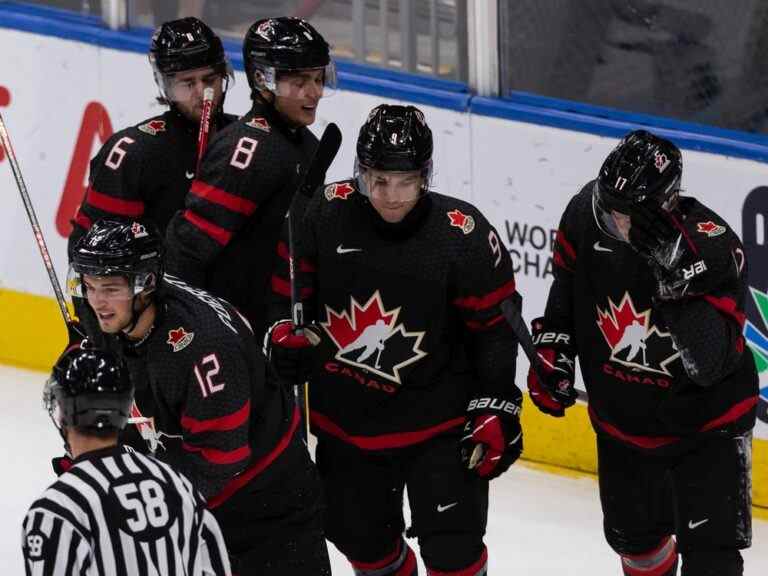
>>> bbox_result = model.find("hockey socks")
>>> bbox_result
[621,536,678,576]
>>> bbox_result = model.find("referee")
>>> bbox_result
[21,345,231,575]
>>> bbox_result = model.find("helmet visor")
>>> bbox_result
[67,265,154,301]
[253,62,337,99]
[155,63,234,103]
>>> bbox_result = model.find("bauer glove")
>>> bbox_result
[527,317,577,417]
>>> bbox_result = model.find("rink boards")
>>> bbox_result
[0,14,767,508]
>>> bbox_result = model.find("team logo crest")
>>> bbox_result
[245,117,271,133]
[131,222,148,238]
[596,293,680,376]
[167,326,194,352]
[321,291,427,385]
[138,119,166,135]
[696,221,726,237]
[654,150,671,173]
[324,182,355,201]
[447,209,475,234]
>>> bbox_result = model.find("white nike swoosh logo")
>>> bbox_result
[336,245,362,254]
[437,502,458,512]
[688,518,709,529]
[593,241,613,253]
[185,171,195,180]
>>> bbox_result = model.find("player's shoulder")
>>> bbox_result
[321,178,358,205]
[429,192,491,237]
[159,276,251,346]
[680,196,736,236]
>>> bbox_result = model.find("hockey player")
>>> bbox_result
[22,345,231,575]
[165,16,335,339]
[68,218,331,575]
[67,17,237,347]
[69,17,236,244]
[528,130,758,576]
[266,104,523,575]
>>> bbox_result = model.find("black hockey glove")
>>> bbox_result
[461,394,523,480]
[527,317,577,417]
[629,200,736,301]
[264,320,321,384]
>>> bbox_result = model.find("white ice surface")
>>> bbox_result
[1,365,765,574]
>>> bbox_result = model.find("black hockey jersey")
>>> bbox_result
[22,446,231,575]
[69,109,237,250]
[270,180,521,449]
[113,276,299,508]
[547,185,758,448]
[165,98,318,339]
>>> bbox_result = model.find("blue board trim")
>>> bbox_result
[3,1,768,160]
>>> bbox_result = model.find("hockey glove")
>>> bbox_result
[461,395,523,480]
[264,320,321,384]
[629,200,737,301]
[528,317,577,417]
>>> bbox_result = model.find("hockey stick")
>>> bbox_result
[0,112,84,346]
[287,122,342,441]
[194,87,215,175]
[288,122,342,329]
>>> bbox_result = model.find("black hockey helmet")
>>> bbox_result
[355,104,434,192]
[243,17,334,93]
[44,345,133,433]
[150,17,227,75]
[593,130,682,239]
[68,218,163,299]
[149,17,233,103]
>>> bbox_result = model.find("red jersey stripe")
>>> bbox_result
[74,210,92,231]
[556,229,576,261]
[207,406,301,509]
[189,180,257,216]
[453,279,516,312]
[181,441,251,465]
[87,188,145,217]
[271,274,314,299]
[465,314,505,332]
[184,209,232,246]
[703,295,747,328]
[276,241,316,272]
[181,400,250,435]
[310,411,465,450]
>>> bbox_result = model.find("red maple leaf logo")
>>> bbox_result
[324,182,355,201]
[596,294,648,349]
[322,293,398,350]
[246,117,270,132]
[696,221,725,237]
[447,209,475,234]
[167,327,187,346]
[139,120,166,135]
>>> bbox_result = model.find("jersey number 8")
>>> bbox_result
[230,136,259,170]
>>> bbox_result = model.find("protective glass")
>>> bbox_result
[254,62,337,99]
[67,265,154,301]
[354,160,432,202]
[158,64,234,103]
[592,181,629,242]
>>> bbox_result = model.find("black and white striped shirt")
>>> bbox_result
[21,446,231,575]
